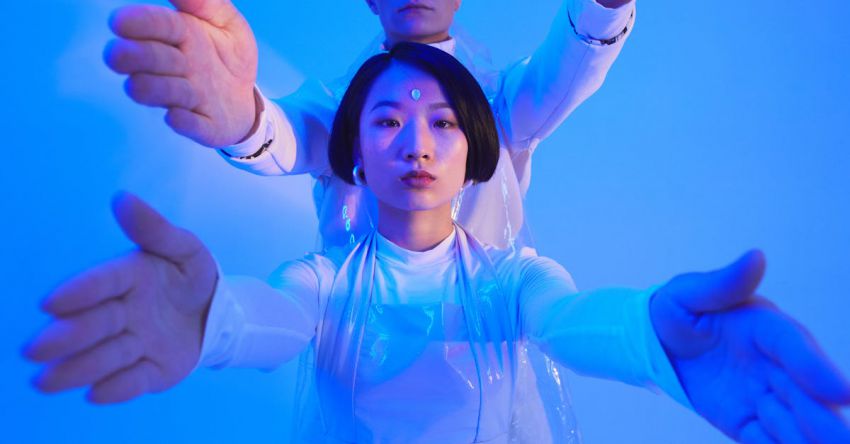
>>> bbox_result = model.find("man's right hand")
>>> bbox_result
[104,0,259,147]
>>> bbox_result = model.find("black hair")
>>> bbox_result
[328,42,499,185]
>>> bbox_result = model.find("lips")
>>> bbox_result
[398,3,433,12]
[401,170,436,188]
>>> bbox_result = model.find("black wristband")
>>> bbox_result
[568,9,634,46]
[221,138,274,160]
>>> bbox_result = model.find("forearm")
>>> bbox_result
[218,82,336,177]
[518,260,691,407]
[497,0,635,148]
[198,275,318,370]
[217,90,299,176]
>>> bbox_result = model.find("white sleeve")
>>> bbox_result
[495,0,635,151]
[198,258,329,370]
[217,81,338,177]
[517,256,693,409]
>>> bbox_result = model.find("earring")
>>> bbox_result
[352,164,366,187]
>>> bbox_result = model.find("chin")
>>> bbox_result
[396,24,446,41]
[388,195,449,213]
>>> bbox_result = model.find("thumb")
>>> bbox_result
[111,191,202,262]
[661,249,767,314]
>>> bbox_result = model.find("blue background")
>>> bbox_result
[2,0,848,442]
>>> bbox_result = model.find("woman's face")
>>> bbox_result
[358,62,468,214]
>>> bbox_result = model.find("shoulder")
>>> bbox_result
[267,251,341,291]
[484,244,554,269]
[484,244,576,292]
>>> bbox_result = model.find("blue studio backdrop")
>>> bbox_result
[1,0,848,442]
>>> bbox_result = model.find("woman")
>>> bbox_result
[25,43,850,444]
[203,42,652,443]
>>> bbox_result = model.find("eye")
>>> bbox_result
[434,119,457,129]
[377,119,400,128]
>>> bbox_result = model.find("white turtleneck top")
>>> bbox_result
[199,228,690,443]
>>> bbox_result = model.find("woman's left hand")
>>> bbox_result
[650,250,850,443]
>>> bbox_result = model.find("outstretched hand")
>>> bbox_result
[23,192,218,404]
[104,0,258,147]
[651,251,850,443]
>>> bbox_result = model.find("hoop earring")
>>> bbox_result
[352,164,366,187]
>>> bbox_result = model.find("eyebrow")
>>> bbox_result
[370,100,453,111]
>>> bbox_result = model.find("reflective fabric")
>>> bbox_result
[286,226,579,443]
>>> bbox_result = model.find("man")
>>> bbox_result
[104,0,635,250]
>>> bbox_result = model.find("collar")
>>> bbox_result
[375,227,457,266]
[381,37,457,57]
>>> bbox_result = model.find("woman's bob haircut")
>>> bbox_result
[329,42,500,185]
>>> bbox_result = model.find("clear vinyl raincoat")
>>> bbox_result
[201,4,658,440]
[201,225,688,442]
[288,226,581,443]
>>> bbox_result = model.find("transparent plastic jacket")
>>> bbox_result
[288,226,580,443]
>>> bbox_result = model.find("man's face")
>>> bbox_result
[365,0,461,46]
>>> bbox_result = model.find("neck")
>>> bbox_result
[377,202,454,252]
[385,32,451,49]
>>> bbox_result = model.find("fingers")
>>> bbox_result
[87,359,163,404]
[756,393,808,444]
[24,300,127,363]
[124,74,199,109]
[169,0,242,28]
[769,368,850,443]
[109,5,187,45]
[165,108,217,145]
[662,249,766,314]
[39,257,137,316]
[111,192,205,261]
[740,420,778,444]
[33,332,144,394]
[104,39,187,77]
[756,312,850,405]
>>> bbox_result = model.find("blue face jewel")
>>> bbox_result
[410,88,421,101]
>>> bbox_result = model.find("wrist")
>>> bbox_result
[235,87,264,145]
[570,0,635,43]
[596,0,632,9]
[220,87,274,160]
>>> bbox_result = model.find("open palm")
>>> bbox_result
[651,252,850,443]
[105,0,258,147]
[24,193,218,403]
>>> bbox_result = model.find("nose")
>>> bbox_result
[399,119,435,162]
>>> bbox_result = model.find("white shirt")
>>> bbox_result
[200,227,690,443]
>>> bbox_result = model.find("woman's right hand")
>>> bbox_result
[23,192,218,404]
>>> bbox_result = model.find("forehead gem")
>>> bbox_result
[410,88,421,101]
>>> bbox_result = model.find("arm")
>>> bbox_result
[199,257,329,370]
[495,0,635,150]
[516,256,690,406]
[519,252,850,442]
[215,82,338,177]
[105,1,335,178]
[22,193,324,403]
